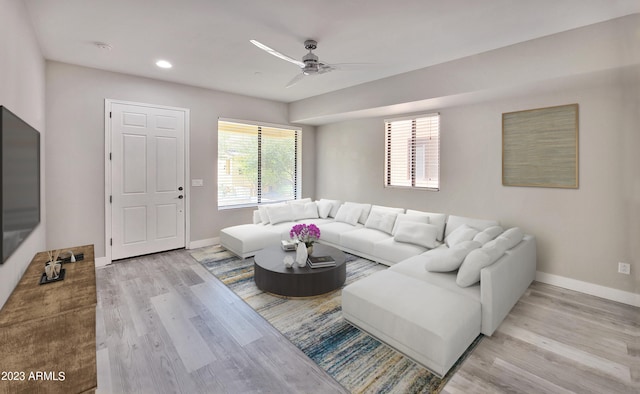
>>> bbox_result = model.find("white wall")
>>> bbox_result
[46,61,315,258]
[315,66,639,295]
[0,0,47,308]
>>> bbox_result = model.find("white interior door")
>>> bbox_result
[110,102,186,260]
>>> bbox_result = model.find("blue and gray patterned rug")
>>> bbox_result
[190,245,481,393]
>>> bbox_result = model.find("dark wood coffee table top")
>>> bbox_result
[254,244,346,297]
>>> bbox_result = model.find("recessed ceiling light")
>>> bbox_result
[156,60,172,69]
[94,42,112,50]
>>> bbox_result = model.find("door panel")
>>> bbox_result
[111,103,186,260]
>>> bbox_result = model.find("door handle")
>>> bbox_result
[178,195,184,199]
[178,187,183,191]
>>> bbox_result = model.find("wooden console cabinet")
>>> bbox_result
[0,245,97,394]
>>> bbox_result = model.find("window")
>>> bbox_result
[384,113,440,190]
[217,119,300,208]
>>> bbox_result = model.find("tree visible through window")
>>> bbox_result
[385,113,440,190]
[218,119,299,208]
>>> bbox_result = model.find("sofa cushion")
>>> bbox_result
[392,213,430,235]
[267,203,294,225]
[445,215,499,238]
[317,221,362,245]
[373,238,428,265]
[341,228,392,254]
[371,205,405,215]
[317,199,341,218]
[364,210,398,235]
[424,240,481,272]
[344,202,372,224]
[316,200,332,218]
[472,225,504,245]
[457,238,509,287]
[252,210,262,224]
[334,204,362,225]
[497,227,524,249]
[394,222,439,249]
[258,205,271,224]
[290,201,319,220]
[220,224,281,257]
[445,224,479,247]
[405,210,447,242]
[342,270,481,376]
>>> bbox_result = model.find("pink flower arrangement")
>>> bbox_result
[290,223,321,246]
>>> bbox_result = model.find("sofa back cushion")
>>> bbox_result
[445,215,499,238]
[394,221,440,249]
[317,199,341,218]
[344,202,372,224]
[364,210,398,235]
[267,204,294,225]
[334,204,363,226]
[405,210,447,242]
[290,201,319,220]
[472,226,504,245]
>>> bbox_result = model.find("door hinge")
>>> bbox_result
[109,195,112,203]
[110,238,112,246]
[109,152,112,160]
[109,111,112,118]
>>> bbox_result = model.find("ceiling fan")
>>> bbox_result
[250,39,356,88]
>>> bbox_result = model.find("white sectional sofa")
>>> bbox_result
[219,198,537,376]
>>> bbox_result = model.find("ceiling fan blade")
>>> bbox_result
[325,63,372,71]
[285,73,305,88]
[250,40,304,68]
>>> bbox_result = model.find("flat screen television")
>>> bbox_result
[0,106,40,263]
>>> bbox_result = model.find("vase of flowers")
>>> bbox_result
[290,223,321,256]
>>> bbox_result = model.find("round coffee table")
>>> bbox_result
[254,243,346,297]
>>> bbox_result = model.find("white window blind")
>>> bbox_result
[385,113,440,190]
[218,119,299,208]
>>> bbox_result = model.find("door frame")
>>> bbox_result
[104,99,191,265]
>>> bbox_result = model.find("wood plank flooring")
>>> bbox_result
[96,249,639,393]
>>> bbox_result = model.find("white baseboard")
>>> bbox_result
[536,271,640,307]
[188,237,219,249]
[95,256,110,268]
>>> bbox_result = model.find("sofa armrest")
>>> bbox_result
[480,235,536,335]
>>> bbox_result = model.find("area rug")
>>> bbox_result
[189,245,481,394]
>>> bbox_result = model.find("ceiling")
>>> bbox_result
[24,0,640,103]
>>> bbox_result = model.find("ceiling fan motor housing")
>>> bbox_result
[302,50,319,74]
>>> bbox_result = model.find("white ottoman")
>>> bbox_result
[342,270,481,376]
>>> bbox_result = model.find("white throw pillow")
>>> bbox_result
[252,210,262,224]
[424,240,481,272]
[344,202,372,224]
[318,199,341,217]
[392,213,430,235]
[334,204,362,226]
[364,210,398,235]
[472,225,504,245]
[301,202,319,219]
[289,202,306,221]
[405,210,447,241]
[316,200,332,219]
[394,222,440,249]
[497,227,524,250]
[446,224,479,247]
[457,238,509,287]
[266,204,293,225]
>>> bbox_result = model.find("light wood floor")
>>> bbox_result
[96,249,639,393]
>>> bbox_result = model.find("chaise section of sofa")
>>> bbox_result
[342,234,537,376]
